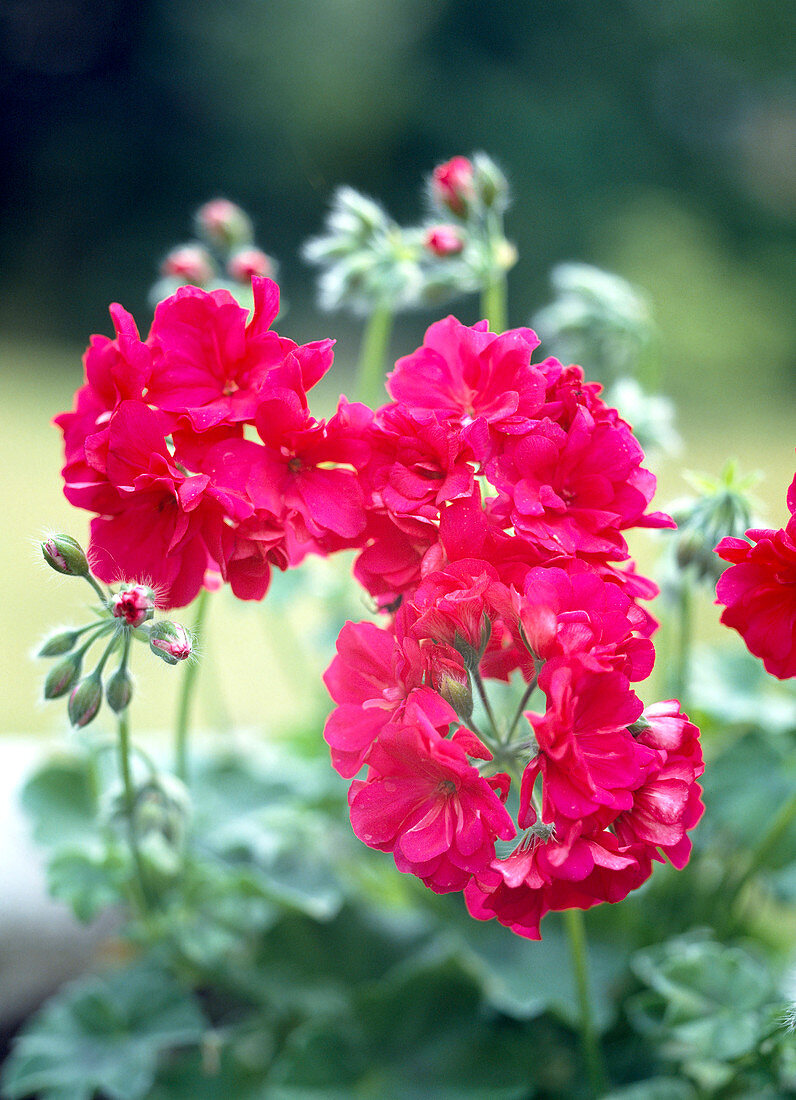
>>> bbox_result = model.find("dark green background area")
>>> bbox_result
[1,0,793,393]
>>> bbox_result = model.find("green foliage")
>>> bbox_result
[1,964,206,1100]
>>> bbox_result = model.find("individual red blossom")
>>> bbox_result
[514,564,654,682]
[352,514,438,610]
[348,704,514,893]
[715,519,796,680]
[521,658,654,827]
[464,820,653,940]
[145,278,334,432]
[364,405,476,522]
[614,701,704,869]
[487,407,673,558]
[386,317,545,458]
[323,619,456,778]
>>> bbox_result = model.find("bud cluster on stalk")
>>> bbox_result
[38,534,193,728]
[303,152,516,314]
[668,463,761,587]
[532,263,680,458]
[149,198,276,309]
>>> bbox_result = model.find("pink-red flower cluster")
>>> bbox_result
[715,467,796,680]
[60,281,703,937]
[57,278,370,607]
[323,314,703,938]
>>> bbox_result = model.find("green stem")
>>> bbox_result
[505,659,544,744]
[472,668,500,739]
[83,573,109,605]
[355,302,394,408]
[723,791,796,920]
[564,908,608,1097]
[481,270,507,333]
[673,581,692,701]
[118,708,154,914]
[174,588,210,783]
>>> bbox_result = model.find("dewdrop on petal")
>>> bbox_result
[148,621,193,665]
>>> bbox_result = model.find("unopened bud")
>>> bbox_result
[438,671,474,719]
[431,156,475,217]
[424,225,465,257]
[106,666,133,714]
[627,716,651,737]
[227,247,273,283]
[68,672,103,728]
[148,621,193,665]
[472,153,509,210]
[111,585,155,628]
[38,629,81,658]
[160,244,214,285]
[41,534,89,577]
[44,651,83,699]
[195,199,253,250]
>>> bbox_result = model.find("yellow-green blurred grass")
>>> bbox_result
[2,336,794,740]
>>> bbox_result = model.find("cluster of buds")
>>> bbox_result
[38,535,193,728]
[670,463,760,587]
[532,264,679,458]
[150,198,276,309]
[303,153,516,315]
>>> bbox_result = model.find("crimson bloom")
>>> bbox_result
[715,518,796,680]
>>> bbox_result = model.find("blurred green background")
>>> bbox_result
[2,0,794,735]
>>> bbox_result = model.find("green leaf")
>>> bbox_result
[47,842,128,922]
[21,754,98,847]
[606,1078,697,1099]
[1,963,207,1100]
[627,933,779,1068]
[268,955,559,1098]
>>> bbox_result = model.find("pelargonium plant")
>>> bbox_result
[9,159,796,1100]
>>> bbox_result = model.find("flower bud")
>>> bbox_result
[38,629,81,658]
[160,244,214,286]
[227,247,273,283]
[148,621,193,664]
[431,156,475,216]
[437,669,474,720]
[41,534,89,577]
[424,225,465,257]
[68,672,103,728]
[106,666,133,714]
[195,198,253,250]
[111,584,155,628]
[44,651,82,699]
[472,152,509,210]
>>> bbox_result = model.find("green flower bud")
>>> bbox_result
[44,651,83,699]
[41,534,89,577]
[38,629,81,658]
[472,152,509,211]
[68,672,103,728]
[147,621,193,665]
[106,666,133,714]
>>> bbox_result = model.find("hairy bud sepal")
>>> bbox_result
[41,535,89,578]
[44,652,83,699]
[68,672,103,728]
[147,621,193,665]
[106,667,133,714]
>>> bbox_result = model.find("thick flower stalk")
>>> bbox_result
[324,314,704,940]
